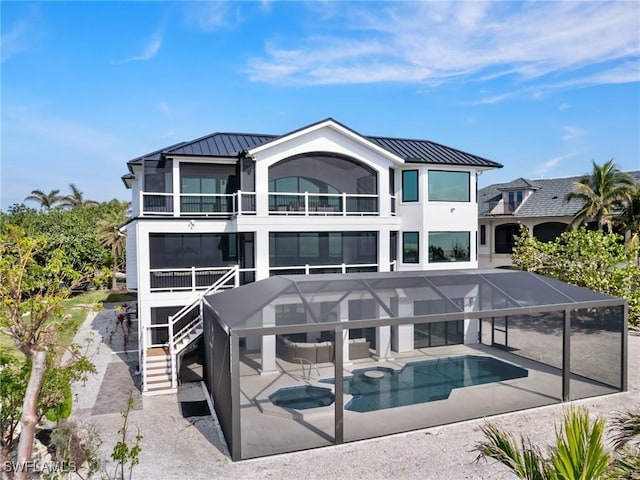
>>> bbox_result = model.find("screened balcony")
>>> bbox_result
[138,154,397,217]
[202,269,627,460]
[140,160,257,216]
[267,153,390,217]
[149,233,255,291]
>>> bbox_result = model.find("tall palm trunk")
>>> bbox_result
[15,349,47,480]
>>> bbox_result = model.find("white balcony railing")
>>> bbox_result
[139,191,393,217]
[149,266,255,292]
[268,192,379,216]
[141,191,256,216]
[269,262,380,276]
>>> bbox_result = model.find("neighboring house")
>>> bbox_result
[478,171,640,268]
[121,118,502,394]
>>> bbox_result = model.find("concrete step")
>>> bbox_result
[143,386,177,396]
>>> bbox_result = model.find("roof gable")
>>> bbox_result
[245,118,406,165]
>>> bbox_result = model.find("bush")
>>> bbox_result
[510,228,640,328]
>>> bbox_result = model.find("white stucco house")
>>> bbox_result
[121,118,503,394]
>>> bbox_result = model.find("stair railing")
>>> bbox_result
[167,265,239,389]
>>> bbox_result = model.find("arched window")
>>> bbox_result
[268,153,377,194]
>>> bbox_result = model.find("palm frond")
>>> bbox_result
[549,407,609,480]
[476,423,548,480]
[610,410,640,451]
[607,446,640,480]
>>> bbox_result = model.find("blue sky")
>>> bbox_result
[2,1,639,210]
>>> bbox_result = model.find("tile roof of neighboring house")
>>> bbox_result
[496,178,539,191]
[126,119,502,169]
[479,171,640,219]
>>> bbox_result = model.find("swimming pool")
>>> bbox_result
[322,355,528,413]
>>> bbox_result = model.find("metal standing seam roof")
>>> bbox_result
[203,269,620,333]
[479,171,640,218]
[125,120,502,169]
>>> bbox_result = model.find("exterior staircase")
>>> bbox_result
[142,266,239,395]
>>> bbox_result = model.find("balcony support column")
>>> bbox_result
[172,159,180,216]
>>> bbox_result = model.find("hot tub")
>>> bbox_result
[268,385,335,410]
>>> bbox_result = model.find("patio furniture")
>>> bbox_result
[277,336,370,362]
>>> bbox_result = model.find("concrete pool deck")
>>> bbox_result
[70,304,640,479]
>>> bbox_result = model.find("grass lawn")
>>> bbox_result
[1,290,137,356]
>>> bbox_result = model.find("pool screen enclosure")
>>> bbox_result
[201,269,627,460]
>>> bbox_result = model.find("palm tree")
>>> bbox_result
[608,410,640,479]
[476,406,610,480]
[565,160,635,233]
[96,202,128,290]
[23,189,62,210]
[59,183,98,209]
[609,183,640,250]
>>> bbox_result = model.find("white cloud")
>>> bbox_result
[246,1,640,97]
[533,152,579,176]
[558,103,570,111]
[1,7,44,62]
[184,2,244,31]
[562,126,587,141]
[115,29,162,64]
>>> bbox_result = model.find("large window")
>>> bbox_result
[269,154,377,194]
[144,159,173,193]
[508,190,524,212]
[428,171,470,202]
[143,159,173,212]
[402,232,419,263]
[149,233,238,269]
[402,170,419,202]
[428,232,470,262]
[414,320,464,348]
[495,223,520,254]
[269,232,377,267]
[180,163,238,213]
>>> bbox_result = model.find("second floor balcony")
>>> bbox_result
[140,190,395,217]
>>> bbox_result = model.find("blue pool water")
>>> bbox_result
[322,355,528,413]
[269,385,335,410]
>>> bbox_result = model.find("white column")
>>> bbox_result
[392,296,414,353]
[254,228,270,281]
[339,299,350,363]
[261,305,277,373]
[376,325,392,360]
[379,167,390,217]
[172,158,180,216]
[464,289,480,344]
[254,155,270,216]
[378,227,390,272]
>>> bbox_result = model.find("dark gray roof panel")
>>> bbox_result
[368,136,501,168]
[479,171,640,218]
[167,133,277,157]
[126,121,502,168]
[205,269,619,332]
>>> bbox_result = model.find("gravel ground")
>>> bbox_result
[70,306,640,480]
